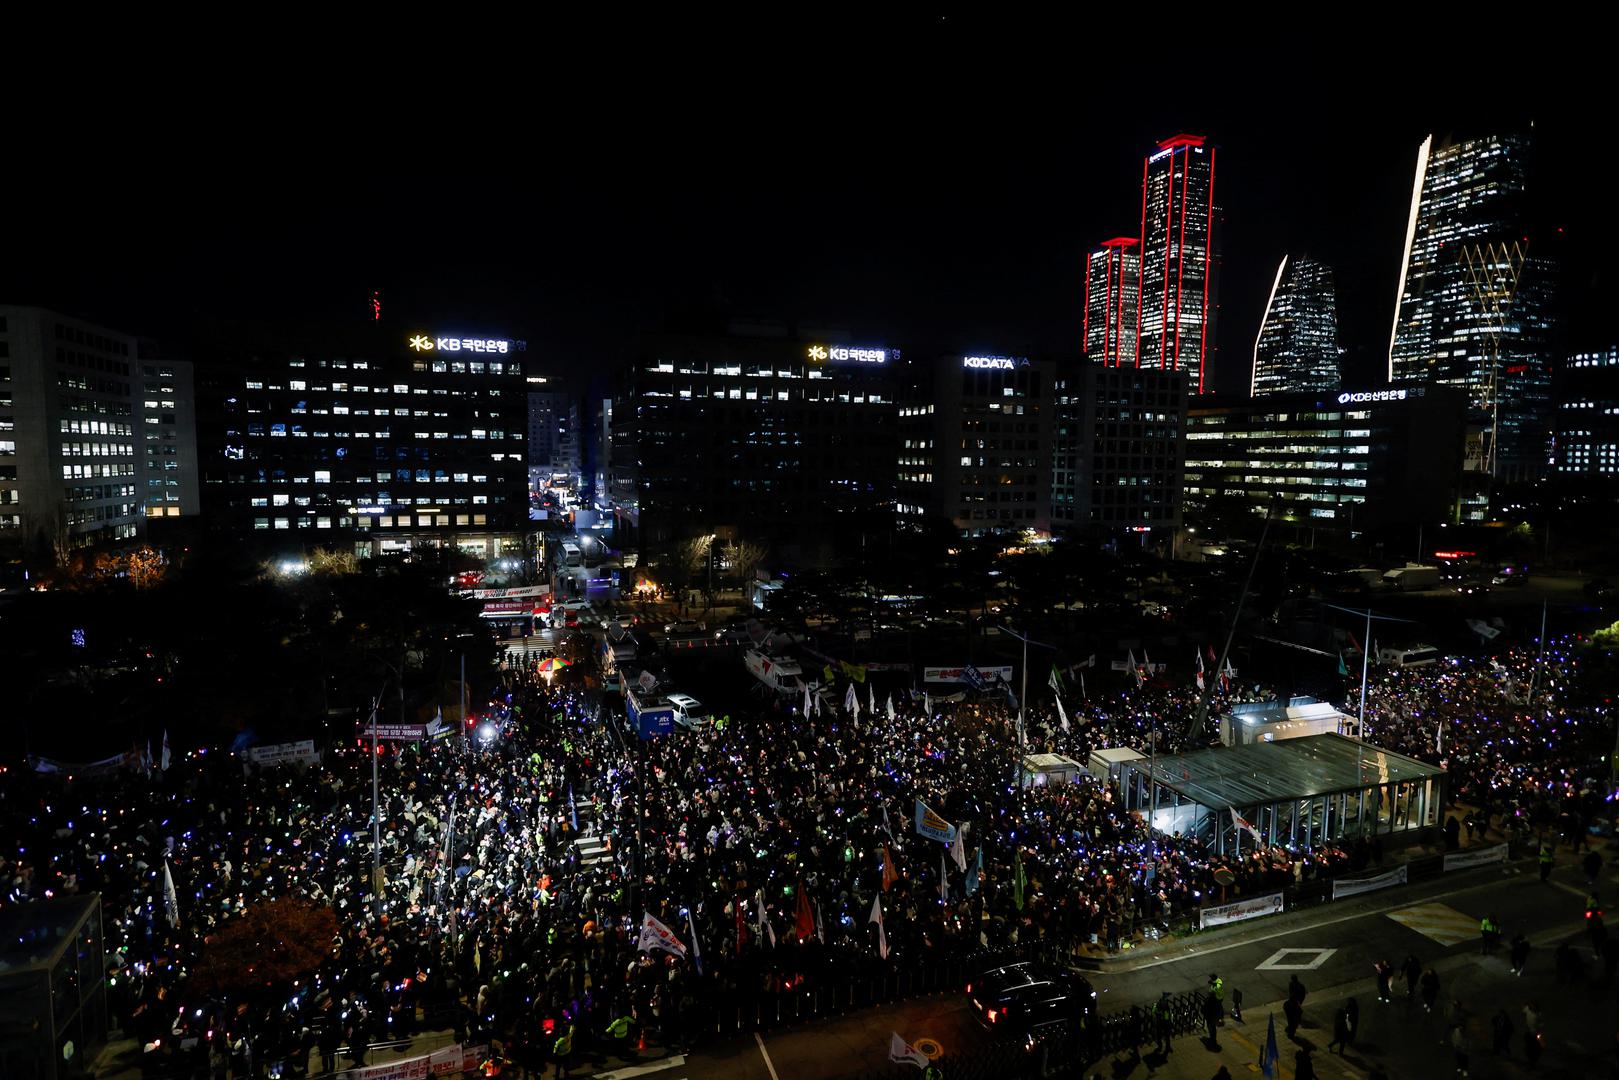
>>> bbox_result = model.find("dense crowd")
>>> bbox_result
[0,633,1611,1075]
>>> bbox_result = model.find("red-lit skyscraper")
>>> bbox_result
[1083,237,1139,366]
[1137,134,1220,391]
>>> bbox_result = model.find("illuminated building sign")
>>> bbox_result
[963,355,1022,370]
[1337,389,1408,404]
[409,334,512,354]
[807,344,889,364]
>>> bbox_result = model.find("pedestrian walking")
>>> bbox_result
[1328,1007,1350,1055]
[1510,933,1530,975]
[1375,959,1393,1003]
[1584,849,1602,885]
[1202,991,1223,1045]
[1287,974,1307,1008]
[1283,996,1303,1040]
[1420,968,1440,1012]
[1402,954,1422,1000]
[1344,998,1358,1047]
[1490,1008,1512,1056]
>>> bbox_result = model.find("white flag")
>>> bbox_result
[803,681,812,717]
[815,898,825,944]
[939,850,949,901]
[636,912,687,958]
[1228,806,1265,847]
[162,859,181,928]
[755,888,776,948]
[844,682,857,715]
[1055,695,1070,733]
[869,894,889,959]
[160,730,171,772]
[686,907,704,975]
[869,681,878,715]
[923,692,931,715]
[950,824,967,873]
[889,1032,929,1069]
[1127,649,1137,673]
[886,694,896,722]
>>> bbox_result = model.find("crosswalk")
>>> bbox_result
[572,797,613,867]
[1385,901,1481,945]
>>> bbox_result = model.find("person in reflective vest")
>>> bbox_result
[1152,992,1173,1054]
[1480,915,1500,955]
[552,1022,574,1079]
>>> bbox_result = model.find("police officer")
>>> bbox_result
[1480,914,1500,955]
[552,1022,575,1079]
[604,1012,634,1061]
[1153,991,1174,1054]
[1207,973,1225,1020]
[1539,844,1554,882]
[922,1062,944,1080]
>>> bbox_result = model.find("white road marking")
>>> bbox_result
[1256,947,1337,970]
[754,1032,781,1080]
[593,1056,686,1080]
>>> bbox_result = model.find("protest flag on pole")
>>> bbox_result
[869,894,890,959]
[686,907,704,975]
[163,859,181,928]
[637,913,688,958]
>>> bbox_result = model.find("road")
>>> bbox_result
[622,851,1619,1080]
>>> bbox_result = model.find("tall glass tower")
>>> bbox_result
[1083,237,1140,366]
[1138,134,1220,392]
[1388,133,1555,478]
[1251,256,1340,397]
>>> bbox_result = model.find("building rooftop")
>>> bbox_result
[1144,733,1443,808]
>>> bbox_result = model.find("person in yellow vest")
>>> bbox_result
[552,1022,575,1079]
[604,1012,635,1062]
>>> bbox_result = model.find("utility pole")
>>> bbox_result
[1190,497,1278,742]
[999,625,1056,750]
[369,691,383,921]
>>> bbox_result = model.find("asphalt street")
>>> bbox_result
[643,850,1619,1080]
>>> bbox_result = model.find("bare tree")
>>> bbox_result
[728,540,768,591]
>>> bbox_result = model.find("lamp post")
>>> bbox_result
[1325,603,1415,833]
[999,624,1056,750]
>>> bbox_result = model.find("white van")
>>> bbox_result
[1377,644,1441,669]
[667,693,712,730]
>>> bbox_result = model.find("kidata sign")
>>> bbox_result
[1337,389,1408,404]
[963,355,1024,370]
[409,334,512,354]
[807,344,889,364]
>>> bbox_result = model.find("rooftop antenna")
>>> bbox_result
[370,290,382,322]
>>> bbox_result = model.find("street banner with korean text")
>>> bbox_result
[1199,892,1284,929]
[1443,843,1507,872]
[922,665,1013,684]
[1331,864,1408,900]
[241,740,320,772]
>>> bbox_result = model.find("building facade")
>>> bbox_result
[138,347,201,521]
[1083,237,1140,367]
[1052,364,1187,532]
[1138,134,1220,392]
[1554,349,1619,478]
[0,305,160,555]
[198,325,529,557]
[610,332,899,554]
[1185,386,1467,529]
[1252,256,1340,397]
[1387,133,1556,480]
[898,354,1053,534]
[526,389,580,487]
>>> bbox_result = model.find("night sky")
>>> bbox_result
[5,17,1603,395]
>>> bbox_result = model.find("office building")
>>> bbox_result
[526,389,580,487]
[1388,133,1556,480]
[137,346,201,520]
[1252,256,1340,397]
[1185,386,1467,529]
[1138,134,1220,392]
[610,330,899,554]
[1083,237,1140,366]
[1052,364,1187,532]
[898,354,1053,534]
[197,324,529,557]
[0,305,154,555]
[1554,349,1619,477]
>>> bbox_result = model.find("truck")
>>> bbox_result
[625,688,675,739]
[744,649,804,695]
[1382,564,1441,591]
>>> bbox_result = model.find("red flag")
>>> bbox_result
[882,846,900,892]
[1206,644,1218,664]
[735,895,746,956]
[794,887,815,941]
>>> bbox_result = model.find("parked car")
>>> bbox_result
[664,619,703,637]
[666,693,712,730]
[967,961,1096,1038]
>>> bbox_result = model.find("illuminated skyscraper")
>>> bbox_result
[1251,256,1340,397]
[1137,134,1220,392]
[1388,133,1556,479]
[1083,237,1139,366]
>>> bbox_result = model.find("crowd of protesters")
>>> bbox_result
[0,633,1609,1076]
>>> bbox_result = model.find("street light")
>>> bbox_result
[999,624,1056,750]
